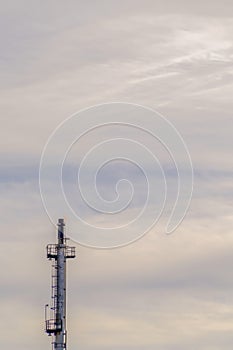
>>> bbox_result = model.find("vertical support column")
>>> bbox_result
[45,218,75,350]
[55,219,66,350]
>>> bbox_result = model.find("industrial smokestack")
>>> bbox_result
[45,219,76,350]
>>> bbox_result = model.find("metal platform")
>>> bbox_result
[47,244,76,259]
[45,319,62,334]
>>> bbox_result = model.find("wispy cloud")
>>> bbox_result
[1,1,233,349]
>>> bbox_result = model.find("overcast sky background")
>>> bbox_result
[1,1,233,349]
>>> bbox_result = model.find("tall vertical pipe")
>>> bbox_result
[45,218,75,350]
[55,218,66,350]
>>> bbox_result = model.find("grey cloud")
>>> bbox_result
[1,1,233,349]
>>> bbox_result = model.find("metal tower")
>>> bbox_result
[45,218,76,350]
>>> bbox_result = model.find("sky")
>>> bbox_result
[1,1,233,349]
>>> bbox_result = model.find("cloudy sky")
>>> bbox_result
[1,1,233,349]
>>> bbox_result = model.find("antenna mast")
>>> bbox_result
[45,218,76,350]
